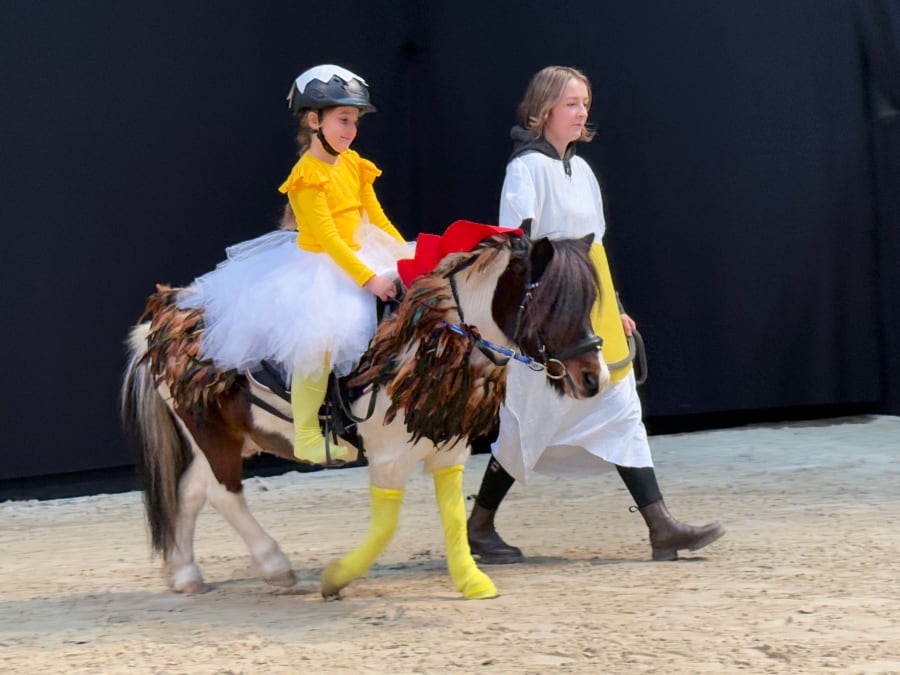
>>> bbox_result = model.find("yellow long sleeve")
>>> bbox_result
[279,150,403,286]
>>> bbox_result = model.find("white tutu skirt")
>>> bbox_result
[179,219,413,382]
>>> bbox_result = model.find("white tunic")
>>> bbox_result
[494,152,653,483]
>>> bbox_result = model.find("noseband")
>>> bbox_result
[444,242,602,380]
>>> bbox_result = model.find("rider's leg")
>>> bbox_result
[616,466,725,560]
[290,366,348,464]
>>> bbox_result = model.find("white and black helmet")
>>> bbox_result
[287,65,376,116]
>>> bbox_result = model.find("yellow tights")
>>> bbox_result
[290,369,349,464]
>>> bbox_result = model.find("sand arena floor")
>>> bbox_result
[1,415,898,674]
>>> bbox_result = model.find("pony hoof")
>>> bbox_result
[263,569,297,588]
[174,579,208,595]
[320,560,351,599]
[465,585,498,600]
[169,565,206,595]
[458,570,498,600]
[462,581,498,600]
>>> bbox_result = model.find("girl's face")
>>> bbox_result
[543,77,589,151]
[314,106,360,154]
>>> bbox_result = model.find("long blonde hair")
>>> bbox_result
[293,109,321,156]
[517,66,595,142]
[279,109,326,230]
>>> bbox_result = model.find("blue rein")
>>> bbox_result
[437,320,550,373]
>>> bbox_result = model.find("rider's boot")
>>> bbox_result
[637,499,725,561]
[290,368,348,464]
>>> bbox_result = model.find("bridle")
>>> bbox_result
[442,240,602,381]
[328,237,603,428]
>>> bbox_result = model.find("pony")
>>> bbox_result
[121,227,607,599]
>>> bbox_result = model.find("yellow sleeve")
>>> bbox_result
[589,243,633,383]
[288,185,375,287]
[357,156,406,243]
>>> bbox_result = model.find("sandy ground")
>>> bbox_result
[1,415,898,674]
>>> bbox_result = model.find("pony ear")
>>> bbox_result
[530,237,555,279]
[577,233,595,251]
[519,218,533,238]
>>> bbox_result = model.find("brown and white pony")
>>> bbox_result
[121,231,607,599]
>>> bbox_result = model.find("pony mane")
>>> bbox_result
[350,235,514,446]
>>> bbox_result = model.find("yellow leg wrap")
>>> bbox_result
[433,465,497,600]
[290,368,348,464]
[320,485,403,598]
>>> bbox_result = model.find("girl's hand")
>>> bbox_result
[365,275,397,301]
[620,313,636,337]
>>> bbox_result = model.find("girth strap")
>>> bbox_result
[247,391,294,423]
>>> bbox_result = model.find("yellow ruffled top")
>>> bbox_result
[279,150,405,286]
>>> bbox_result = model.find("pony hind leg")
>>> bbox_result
[203,472,295,588]
[164,446,210,594]
[183,409,295,590]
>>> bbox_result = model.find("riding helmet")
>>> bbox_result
[287,65,376,116]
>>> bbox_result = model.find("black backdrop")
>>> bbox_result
[2,0,897,482]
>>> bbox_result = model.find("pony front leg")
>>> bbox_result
[321,400,417,599]
[432,465,497,600]
[320,484,403,599]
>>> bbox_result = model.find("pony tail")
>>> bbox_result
[121,322,194,560]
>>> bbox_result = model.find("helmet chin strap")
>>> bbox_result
[314,112,340,156]
[316,128,340,156]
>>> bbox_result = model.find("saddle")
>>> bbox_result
[244,288,403,466]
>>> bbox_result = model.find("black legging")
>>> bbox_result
[475,456,662,510]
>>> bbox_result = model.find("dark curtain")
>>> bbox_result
[855,0,900,414]
[0,0,892,480]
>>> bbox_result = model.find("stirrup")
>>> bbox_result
[318,409,346,468]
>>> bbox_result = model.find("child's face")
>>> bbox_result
[318,106,360,154]
[543,77,590,149]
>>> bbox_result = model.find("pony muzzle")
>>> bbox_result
[550,336,607,398]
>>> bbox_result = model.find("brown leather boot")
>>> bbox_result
[638,499,725,561]
[467,503,524,564]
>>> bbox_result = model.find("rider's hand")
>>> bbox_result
[620,313,636,337]
[364,275,397,302]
